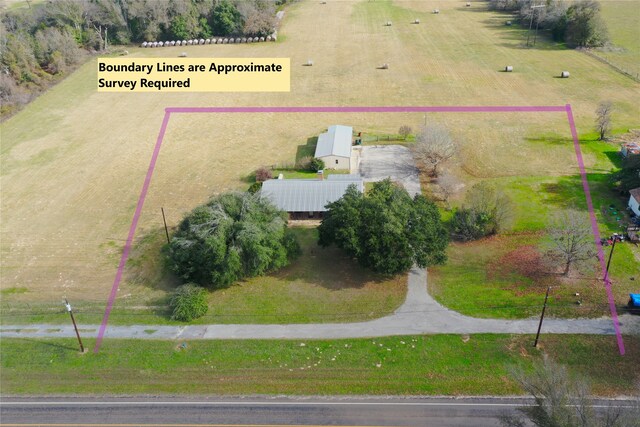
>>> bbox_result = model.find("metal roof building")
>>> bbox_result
[314,125,353,170]
[261,175,364,216]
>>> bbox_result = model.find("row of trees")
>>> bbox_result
[1,0,280,116]
[489,0,609,47]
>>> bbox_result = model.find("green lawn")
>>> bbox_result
[598,0,640,79]
[2,334,636,395]
[1,228,407,325]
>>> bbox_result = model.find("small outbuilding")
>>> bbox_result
[621,142,640,158]
[314,125,354,170]
[261,174,364,219]
[629,187,640,217]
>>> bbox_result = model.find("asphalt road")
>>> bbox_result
[0,396,531,426]
[2,396,638,427]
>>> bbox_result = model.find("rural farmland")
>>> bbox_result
[1,0,639,323]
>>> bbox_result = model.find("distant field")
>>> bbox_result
[598,0,640,79]
[1,0,638,312]
[2,334,637,395]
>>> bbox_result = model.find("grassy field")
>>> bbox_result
[2,334,637,395]
[1,0,638,315]
[2,228,406,325]
[598,0,640,79]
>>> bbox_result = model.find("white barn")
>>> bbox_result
[314,125,353,170]
[629,188,640,216]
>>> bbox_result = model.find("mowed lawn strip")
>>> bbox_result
[1,335,636,395]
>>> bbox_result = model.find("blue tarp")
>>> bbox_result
[630,294,640,307]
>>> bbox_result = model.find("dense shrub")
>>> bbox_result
[255,166,273,182]
[167,192,298,288]
[451,182,513,241]
[248,181,263,194]
[309,157,325,171]
[170,283,208,321]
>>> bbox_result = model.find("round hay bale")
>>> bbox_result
[259,36,265,42]
[199,38,205,45]
[561,71,570,78]
[414,18,420,24]
[171,41,176,46]
[187,40,193,45]
[306,59,313,66]
[506,21,512,26]
[153,41,158,47]
[217,38,223,44]
[266,35,272,42]
[386,21,392,26]
[505,65,513,72]
[142,41,148,47]
[206,39,211,44]
[223,38,228,44]
[158,41,164,47]
[271,34,277,41]
[179,52,187,58]
[182,40,187,45]
[381,63,389,69]
[433,9,440,14]
[466,2,471,6]
[211,38,217,44]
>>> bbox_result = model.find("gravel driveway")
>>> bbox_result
[357,145,421,196]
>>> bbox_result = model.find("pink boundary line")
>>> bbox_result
[93,105,625,355]
[565,104,625,355]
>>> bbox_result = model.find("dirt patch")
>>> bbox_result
[487,245,556,295]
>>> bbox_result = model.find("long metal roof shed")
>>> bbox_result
[261,176,363,212]
[314,125,353,158]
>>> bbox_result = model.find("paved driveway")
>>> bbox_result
[357,145,421,196]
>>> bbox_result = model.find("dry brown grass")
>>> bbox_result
[1,0,638,305]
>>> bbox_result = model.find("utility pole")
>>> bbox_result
[533,286,551,348]
[161,207,171,245]
[527,3,545,47]
[64,299,85,353]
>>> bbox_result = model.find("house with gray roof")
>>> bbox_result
[314,125,353,170]
[261,174,364,219]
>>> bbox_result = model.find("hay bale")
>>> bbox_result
[179,52,187,57]
[380,63,389,69]
[505,65,513,72]
[153,41,158,47]
[306,59,313,66]
[266,35,272,42]
[414,18,420,24]
[466,2,471,6]
[506,21,512,26]
[561,71,570,78]
[223,38,229,44]
[158,41,164,47]
[205,39,211,44]
[433,9,440,14]
[199,39,205,45]
[187,40,193,45]
[259,36,265,42]
[386,21,392,26]
[271,34,277,41]
[142,41,148,47]
[231,38,237,43]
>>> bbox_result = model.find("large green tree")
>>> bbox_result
[318,179,448,275]
[167,192,299,288]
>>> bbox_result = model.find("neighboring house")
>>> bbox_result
[314,125,353,170]
[621,142,640,158]
[629,187,640,216]
[261,174,364,219]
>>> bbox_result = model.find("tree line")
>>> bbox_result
[489,0,609,48]
[1,0,285,117]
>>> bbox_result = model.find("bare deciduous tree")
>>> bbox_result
[501,356,639,427]
[399,125,412,140]
[547,211,596,276]
[596,101,614,141]
[437,171,460,205]
[412,124,456,177]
